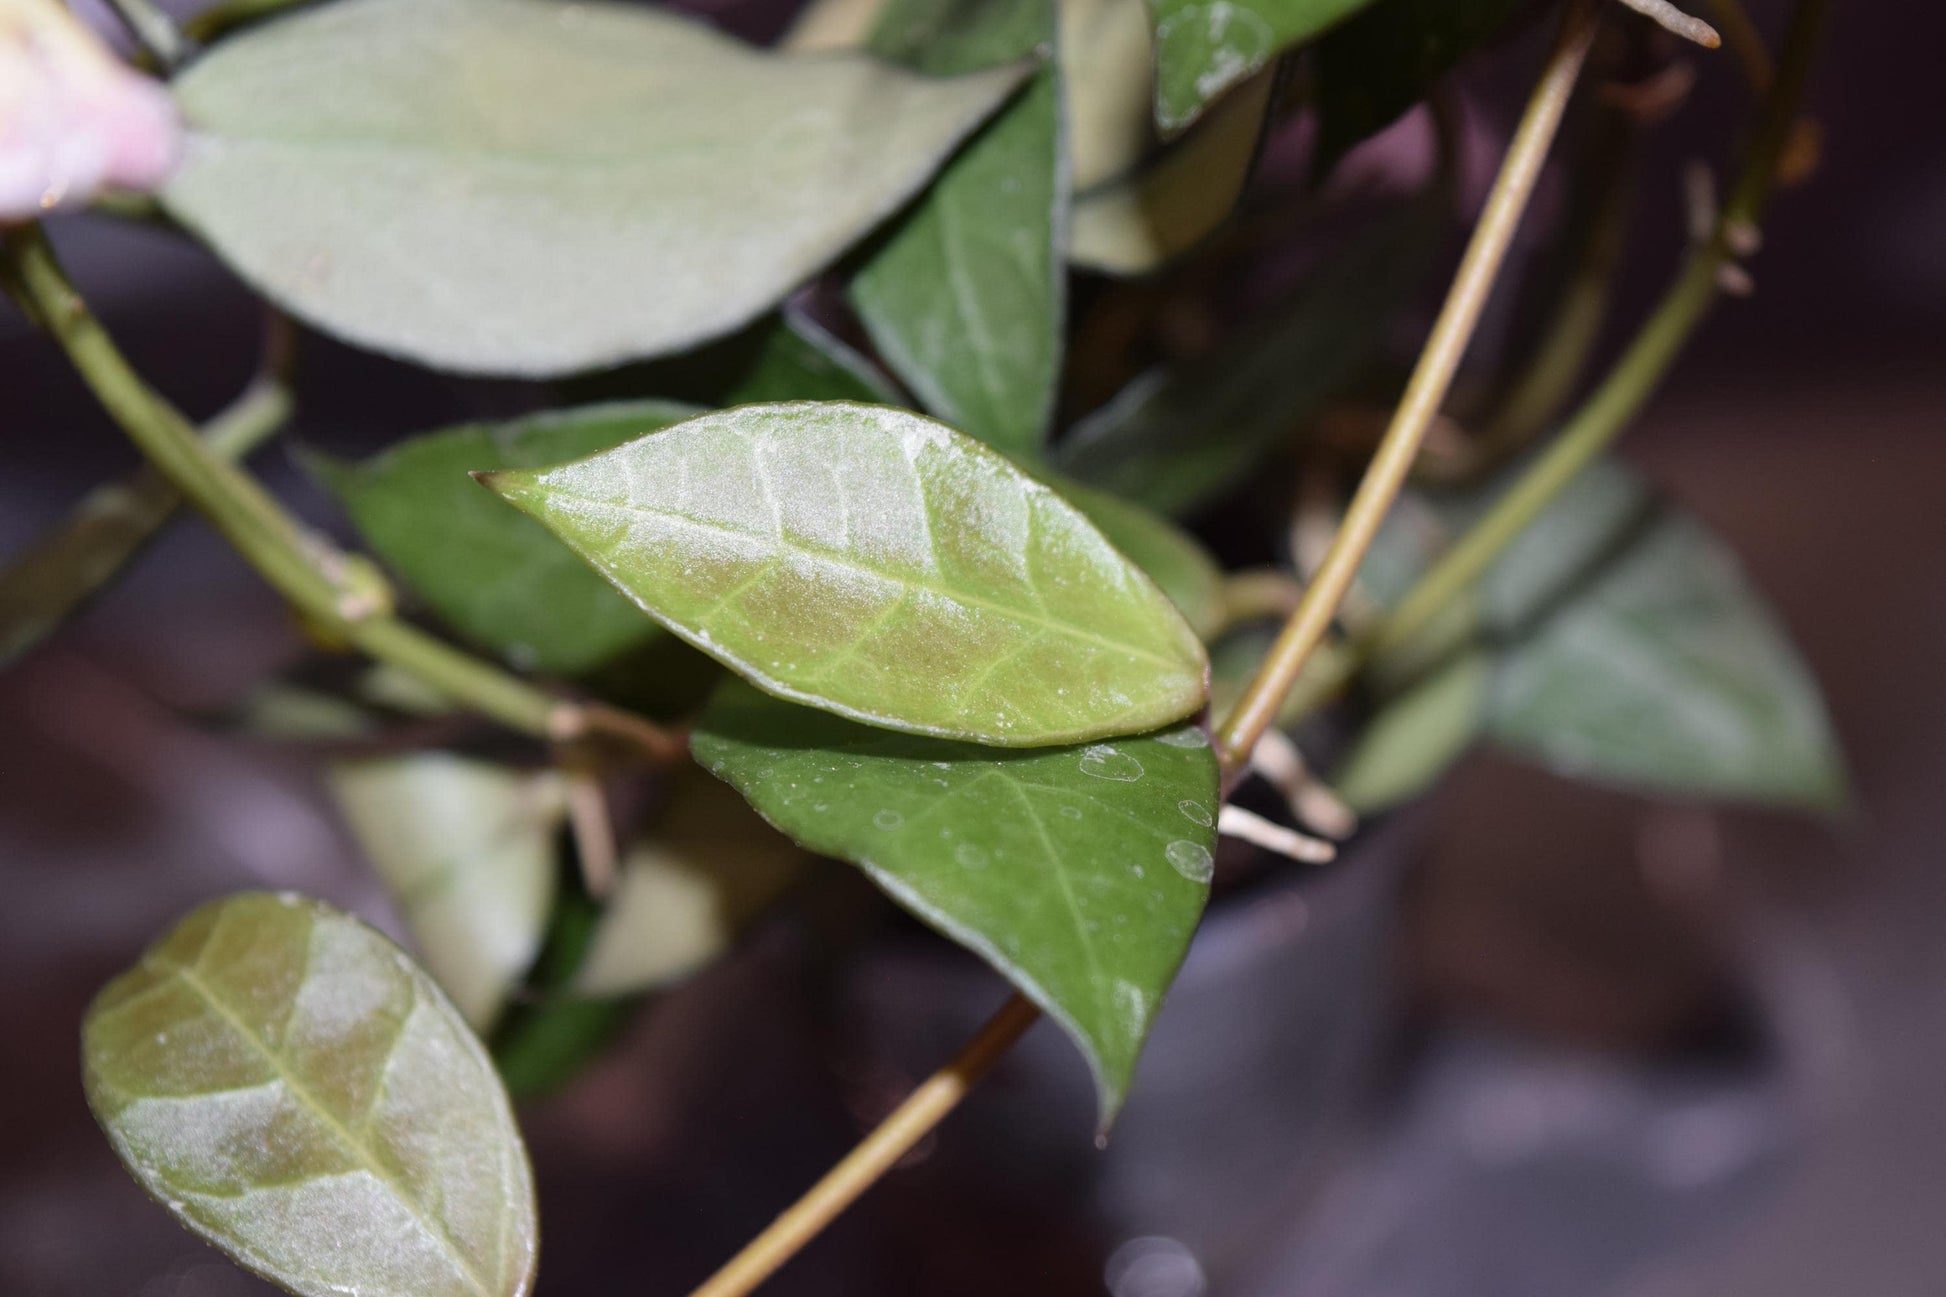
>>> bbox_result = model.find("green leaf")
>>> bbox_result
[1057,197,1439,515]
[162,0,1027,377]
[1314,0,1527,177]
[574,768,807,996]
[1045,471,1226,639]
[1069,67,1272,275]
[82,892,538,1297]
[1332,648,1488,813]
[1481,461,1847,810]
[313,401,694,680]
[327,755,568,1030]
[722,311,902,406]
[557,310,897,419]
[851,0,1066,459]
[693,681,1218,1123]
[1145,0,1378,131]
[480,402,1208,747]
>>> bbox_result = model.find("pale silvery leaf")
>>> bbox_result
[82,892,538,1297]
[328,754,568,1030]
[480,402,1209,747]
[161,0,1026,376]
[0,0,178,219]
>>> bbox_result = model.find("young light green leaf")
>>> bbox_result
[851,0,1067,459]
[1482,461,1847,810]
[574,768,807,997]
[1069,66,1272,275]
[693,682,1218,1124]
[1313,0,1527,177]
[328,754,568,1030]
[1057,197,1439,515]
[1146,0,1379,131]
[480,402,1209,747]
[312,401,694,679]
[1332,648,1489,813]
[82,892,538,1297]
[162,0,1027,376]
[1044,471,1227,639]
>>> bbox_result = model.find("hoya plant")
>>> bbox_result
[2,0,1839,1289]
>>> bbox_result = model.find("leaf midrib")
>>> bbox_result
[536,487,1188,673]
[150,953,497,1297]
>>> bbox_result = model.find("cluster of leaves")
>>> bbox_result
[56,0,1843,1294]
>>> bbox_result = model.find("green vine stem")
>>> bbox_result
[1277,0,1829,729]
[0,313,292,665]
[0,225,684,763]
[1214,0,1604,773]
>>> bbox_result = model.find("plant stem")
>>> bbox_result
[1279,0,1830,727]
[1467,100,1641,473]
[0,225,676,755]
[1214,0,1602,773]
[0,372,289,665]
[681,12,1603,1296]
[688,994,1039,1297]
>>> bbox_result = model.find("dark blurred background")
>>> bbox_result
[4,1,1943,1294]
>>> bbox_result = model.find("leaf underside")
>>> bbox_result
[482,402,1208,747]
[694,682,1219,1124]
[82,892,538,1297]
[164,0,1027,375]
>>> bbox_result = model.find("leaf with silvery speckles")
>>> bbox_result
[479,402,1209,747]
[693,681,1219,1126]
[82,892,537,1297]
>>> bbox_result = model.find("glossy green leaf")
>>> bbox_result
[1314,0,1526,176]
[481,402,1209,747]
[575,768,807,996]
[162,0,1027,376]
[1332,648,1488,813]
[328,754,568,1030]
[1057,198,1439,515]
[1146,0,1377,131]
[1481,461,1847,810]
[82,892,538,1297]
[852,0,1066,459]
[1069,66,1272,274]
[1046,471,1227,639]
[313,401,693,679]
[693,682,1218,1123]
